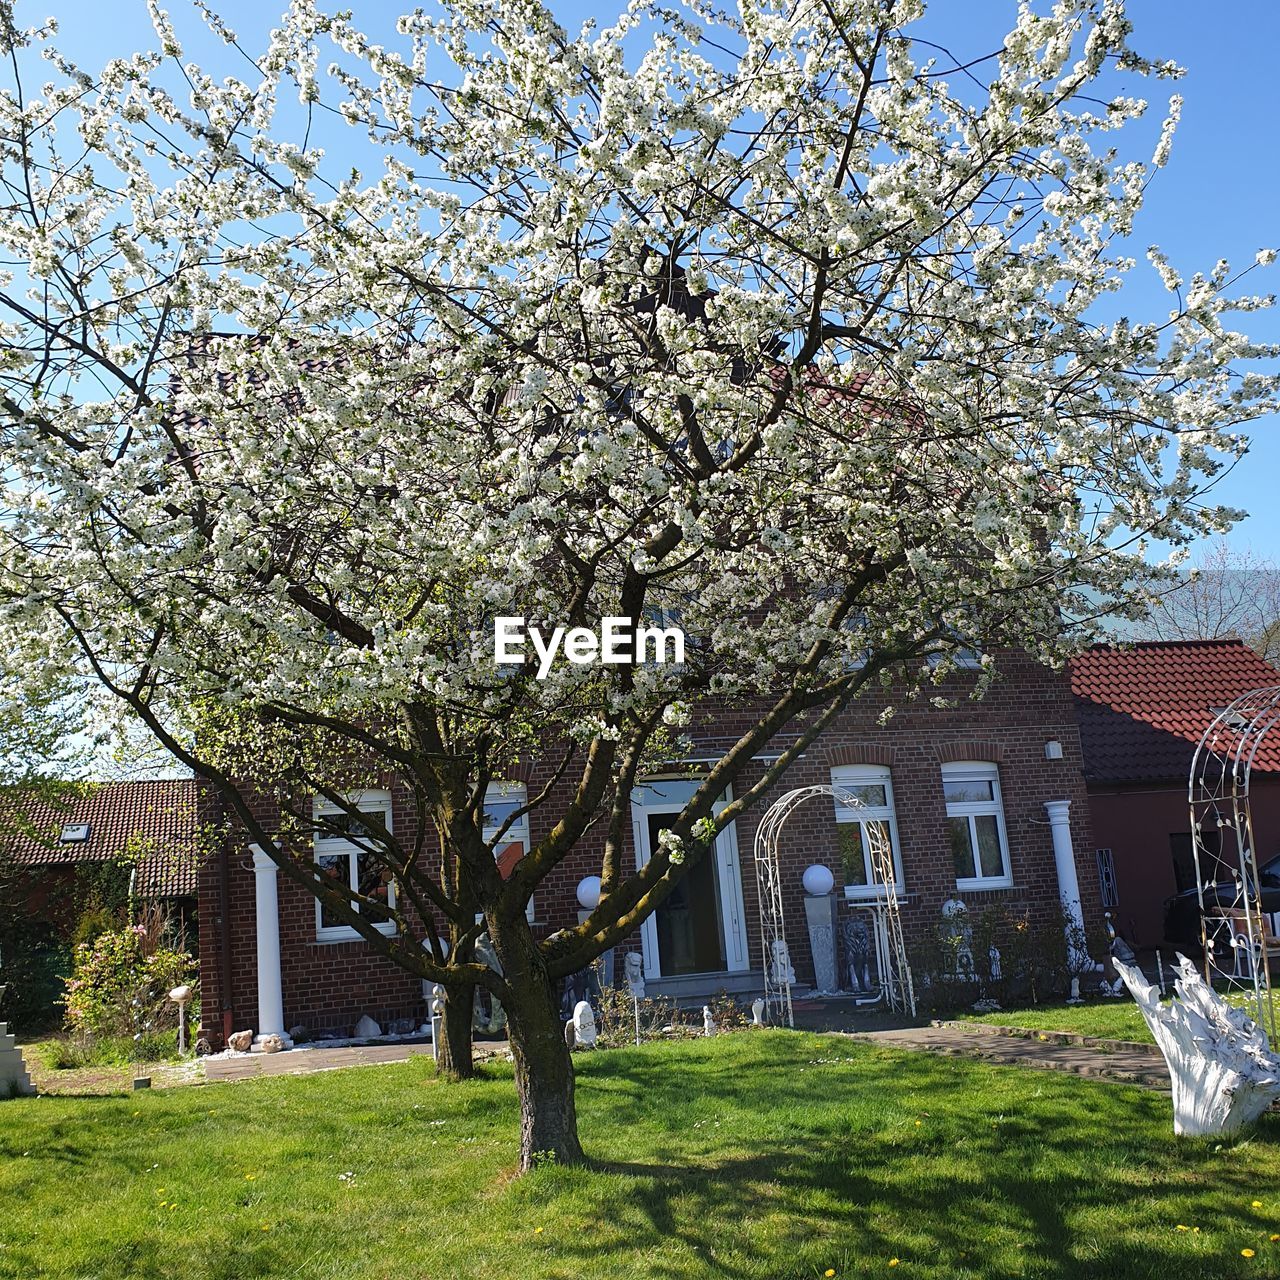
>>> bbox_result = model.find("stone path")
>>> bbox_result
[850,1021,1170,1090]
[204,1041,435,1081]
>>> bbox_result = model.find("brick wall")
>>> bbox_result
[197,651,1098,1044]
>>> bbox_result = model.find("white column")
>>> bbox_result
[251,843,293,1049]
[1044,800,1095,972]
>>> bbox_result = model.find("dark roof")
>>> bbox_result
[1070,639,1280,785]
[2,779,206,897]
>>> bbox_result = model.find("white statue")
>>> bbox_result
[941,898,975,980]
[769,939,796,986]
[702,1005,716,1037]
[1111,939,1280,1137]
[473,932,507,1034]
[751,997,766,1027]
[572,999,597,1048]
[623,951,646,1000]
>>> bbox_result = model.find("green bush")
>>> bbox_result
[63,924,195,1041]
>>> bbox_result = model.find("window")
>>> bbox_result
[58,822,90,843]
[942,762,1012,890]
[831,766,904,897]
[313,791,396,942]
[484,781,535,921]
[1096,847,1119,909]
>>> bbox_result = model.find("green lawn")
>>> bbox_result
[4,1032,1280,1279]
[955,1000,1156,1043]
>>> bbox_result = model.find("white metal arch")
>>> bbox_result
[1189,684,1280,1047]
[752,784,916,1027]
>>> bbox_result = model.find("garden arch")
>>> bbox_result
[752,785,916,1027]
[1189,684,1280,1046]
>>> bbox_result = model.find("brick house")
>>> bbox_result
[196,649,1102,1046]
[4,779,203,928]
[1070,639,1280,950]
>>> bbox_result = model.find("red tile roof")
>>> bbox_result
[1070,639,1280,785]
[2,779,206,897]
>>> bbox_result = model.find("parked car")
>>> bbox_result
[1162,854,1280,960]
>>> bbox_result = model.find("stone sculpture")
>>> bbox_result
[1110,930,1280,1137]
[623,951,645,1001]
[353,1014,382,1039]
[769,939,796,986]
[473,932,508,1034]
[572,999,597,1048]
[227,1029,253,1053]
[702,1005,716,1036]
[751,998,766,1027]
[259,1033,285,1054]
[842,916,872,993]
[940,897,975,980]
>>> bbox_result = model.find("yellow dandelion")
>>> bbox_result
[1270,1234,1279,1242]
[1193,1228,1201,1234]
[825,1271,836,1278]
[888,1261,900,1269]
[914,1120,922,1127]
[261,1224,271,1232]
[1254,1201,1265,1209]
[245,1174,256,1181]
[169,1204,177,1212]
[534,1227,543,1234]
[1175,1225,1189,1232]
[1243,1249,1256,1258]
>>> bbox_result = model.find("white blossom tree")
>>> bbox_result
[1,0,1278,1167]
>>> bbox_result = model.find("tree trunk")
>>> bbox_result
[489,915,584,1169]
[436,983,475,1081]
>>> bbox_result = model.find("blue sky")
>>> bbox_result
[30,0,1280,558]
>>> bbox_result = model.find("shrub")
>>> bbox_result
[37,1028,180,1070]
[63,920,195,1042]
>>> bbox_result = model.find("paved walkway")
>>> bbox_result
[204,1039,514,1082]
[850,1022,1170,1090]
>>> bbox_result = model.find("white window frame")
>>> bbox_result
[830,765,905,899]
[313,790,397,943]
[484,781,535,922]
[942,762,1013,891]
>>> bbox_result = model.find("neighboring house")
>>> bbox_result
[197,650,1102,1046]
[1070,639,1280,950]
[4,779,205,930]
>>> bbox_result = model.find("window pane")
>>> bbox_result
[949,817,976,879]
[974,815,1004,878]
[864,821,894,883]
[944,780,994,804]
[356,848,392,921]
[317,853,350,929]
[841,783,887,808]
[837,824,869,887]
[316,808,386,842]
[482,795,526,831]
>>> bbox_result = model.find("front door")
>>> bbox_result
[648,811,727,975]
[631,778,749,981]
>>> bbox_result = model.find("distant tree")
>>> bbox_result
[1139,542,1280,665]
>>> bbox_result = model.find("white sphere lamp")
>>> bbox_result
[802,864,835,897]
[576,875,602,911]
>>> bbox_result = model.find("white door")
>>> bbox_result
[631,779,749,981]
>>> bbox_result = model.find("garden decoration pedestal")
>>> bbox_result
[0,1023,35,1097]
[803,891,841,994]
[1111,948,1280,1136]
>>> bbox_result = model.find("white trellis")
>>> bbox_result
[752,785,916,1027]
[1189,685,1280,1048]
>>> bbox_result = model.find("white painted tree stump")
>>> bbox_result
[1112,952,1280,1137]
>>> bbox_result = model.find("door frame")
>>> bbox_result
[631,780,749,981]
